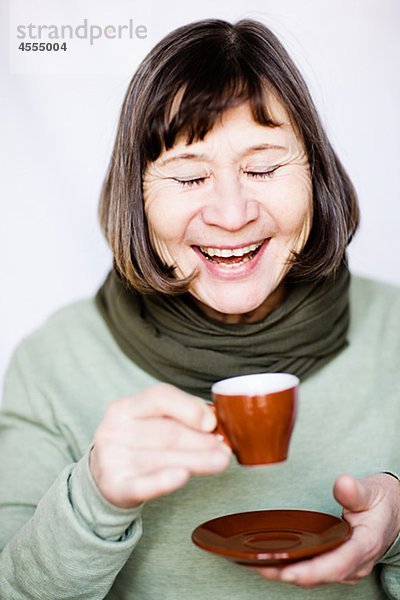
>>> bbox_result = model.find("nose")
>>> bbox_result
[201,175,259,231]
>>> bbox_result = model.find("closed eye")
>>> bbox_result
[173,177,208,188]
[244,166,280,180]
[172,166,280,188]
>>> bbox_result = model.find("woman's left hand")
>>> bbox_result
[255,473,400,588]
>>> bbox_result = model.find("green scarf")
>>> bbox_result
[95,265,350,400]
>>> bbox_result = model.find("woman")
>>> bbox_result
[1,18,400,600]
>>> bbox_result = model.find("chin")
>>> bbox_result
[190,278,285,322]
[213,299,261,316]
[200,291,268,319]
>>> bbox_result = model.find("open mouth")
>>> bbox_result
[196,240,265,266]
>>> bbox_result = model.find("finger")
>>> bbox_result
[256,557,368,586]
[341,564,374,585]
[129,446,231,477]
[253,566,282,580]
[333,474,374,513]
[342,565,374,585]
[272,536,363,586]
[111,385,216,431]
[126,467,192,504]
[127,419,223,451]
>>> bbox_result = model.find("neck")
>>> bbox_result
[191,283,288,324]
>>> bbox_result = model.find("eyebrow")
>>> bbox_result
[158,143,287,167]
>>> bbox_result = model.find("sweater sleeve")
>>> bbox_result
[0,344,143,599]
[378,534,400,599]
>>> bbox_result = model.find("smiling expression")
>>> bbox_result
[143,100,313,323]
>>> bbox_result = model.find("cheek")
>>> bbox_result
[144,185,196,259]
[147,202,193,246]
[268,174,312,240]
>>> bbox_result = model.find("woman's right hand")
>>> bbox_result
[89,384,231,508]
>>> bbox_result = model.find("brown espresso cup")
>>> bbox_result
[211,373,299,466]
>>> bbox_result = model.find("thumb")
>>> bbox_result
[333,474,374,513]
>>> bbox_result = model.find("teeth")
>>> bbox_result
[200,242,262,258]
[220,249,232,258]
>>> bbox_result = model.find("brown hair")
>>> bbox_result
[99,18,359,294]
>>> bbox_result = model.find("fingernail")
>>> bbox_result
[201,410,216,431]
[220,442,232,455]
[281,570,297,582]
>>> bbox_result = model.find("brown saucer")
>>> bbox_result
[192,509,351,566]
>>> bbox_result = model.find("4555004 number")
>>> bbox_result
[19,42,67,51]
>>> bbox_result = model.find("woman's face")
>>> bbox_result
[143,100,312,322]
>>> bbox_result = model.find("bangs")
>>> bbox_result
[143,51,282,164]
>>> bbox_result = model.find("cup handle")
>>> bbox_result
[208,404,232,450]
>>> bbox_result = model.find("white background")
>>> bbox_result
[1,0,399,393]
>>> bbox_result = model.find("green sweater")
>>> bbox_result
[1,275,400,599]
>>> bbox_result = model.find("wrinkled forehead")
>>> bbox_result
[177,107,296,155]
